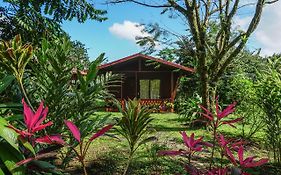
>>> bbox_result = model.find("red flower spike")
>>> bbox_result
[64,120,81,142]
[89,124,114,142]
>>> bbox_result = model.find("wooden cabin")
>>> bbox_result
[98,53,194,112]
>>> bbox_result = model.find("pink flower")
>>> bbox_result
[9,99,52,137]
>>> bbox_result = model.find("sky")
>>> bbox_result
[62,2,187,62]
[2,1,281,62]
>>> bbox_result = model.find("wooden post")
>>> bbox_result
[135,72,138,99]
[170,72,174,112]
[121,80,124,109]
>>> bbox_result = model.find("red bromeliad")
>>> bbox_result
[9,99,64,145]
[64,120,114,175]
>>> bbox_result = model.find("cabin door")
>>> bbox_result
[139,79,160,99]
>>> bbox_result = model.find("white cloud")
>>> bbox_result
[109,20,150,42]
[109,20,162,50]
[233,16,251,31]
[254,1,281,56]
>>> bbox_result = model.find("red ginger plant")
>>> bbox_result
[199,97,242,168]
[64,120,114,175]
[9,99,64,145]
[8,99,65,169]
[159,132,212,163]
[160,97,269,175]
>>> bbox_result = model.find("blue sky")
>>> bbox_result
[61,3,189,61]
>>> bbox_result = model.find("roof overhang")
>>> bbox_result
[98,53,195,73]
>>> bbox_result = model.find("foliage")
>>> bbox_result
[257,55,281,164]
[29,37,77,133]
[1,99,65,175]
[115,99,155,175]
[28,37,118,135]
[225,72,265,138]
[177,93,202,126]
[0,35,33,106]
[159,132,211,163]
[199,97,242,167]
[64,120,114,175]
[160,99,268,175]
[0,0,107,43]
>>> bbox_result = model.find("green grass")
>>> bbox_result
[65,112,278,175]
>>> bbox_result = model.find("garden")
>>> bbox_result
[0,0,281,175]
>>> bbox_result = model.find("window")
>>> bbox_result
[140,79,160,99]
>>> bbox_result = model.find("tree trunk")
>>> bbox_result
[200,67,210,110]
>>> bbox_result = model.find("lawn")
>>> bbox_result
[65,112,279,175]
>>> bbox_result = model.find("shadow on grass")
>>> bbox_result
[154,124,187,132]
[66,148,188,175]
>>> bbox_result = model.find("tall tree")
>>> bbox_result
[0,0,107,43]
[109,0,279,110]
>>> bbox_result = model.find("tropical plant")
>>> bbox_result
[115,99,155,175]
[199,97,242,168]
[1,99,65,175]
[29,37,119,134]
[64,120,114,175]
[159,132,211,164]
[159,100,268,175]
[257,56,281,164]
[177,93,202,126]
[0,35,33,107]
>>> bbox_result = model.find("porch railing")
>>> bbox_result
[106,98,174,112]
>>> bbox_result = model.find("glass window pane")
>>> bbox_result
[140,80,149,99]
[150,79,160,99]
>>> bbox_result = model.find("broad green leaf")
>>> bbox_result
[0,142,25,175]
[18,137,35,156]
[0,75,15,93]
[0,168,5,175]
[86,53,104,82]
[0,117,19,152]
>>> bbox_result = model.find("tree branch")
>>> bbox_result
[107,0,171,8]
